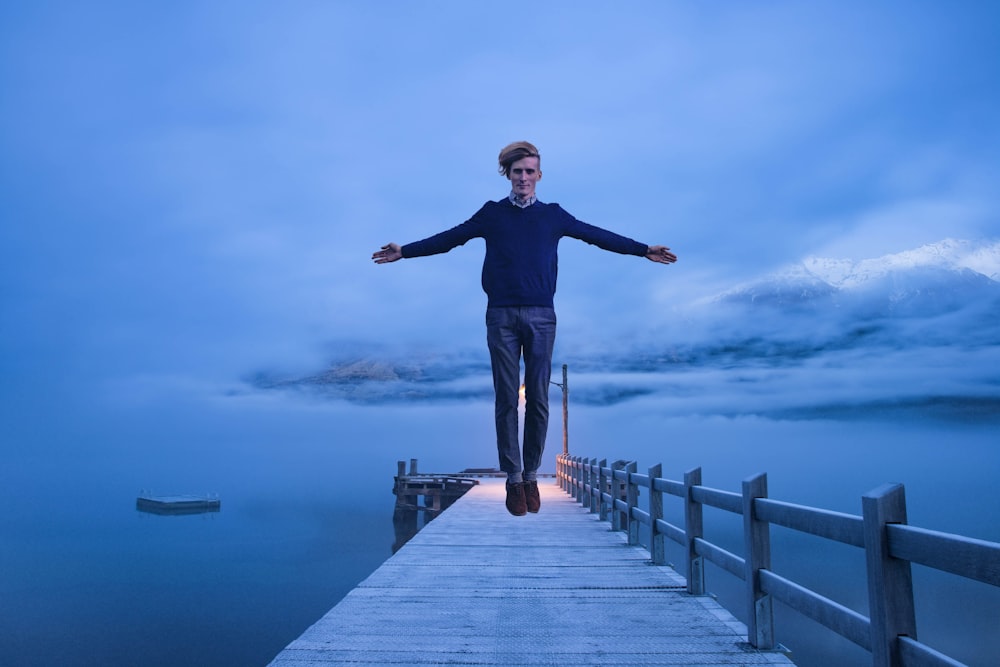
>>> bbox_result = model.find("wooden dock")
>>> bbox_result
[268,479,793,666]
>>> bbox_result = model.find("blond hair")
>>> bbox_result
[497,141,540,177]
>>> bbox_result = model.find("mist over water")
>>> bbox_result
[4,236,998,666]
[1,381,395,666]
[2,357,997,666]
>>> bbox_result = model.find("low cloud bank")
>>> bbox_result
[248,240,1000,423]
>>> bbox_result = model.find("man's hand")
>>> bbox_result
[372,243,402,264]
[645,245,677,264]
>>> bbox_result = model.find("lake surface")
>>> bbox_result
[1,383,997,666]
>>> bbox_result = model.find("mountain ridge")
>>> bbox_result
[717,238,1000,313]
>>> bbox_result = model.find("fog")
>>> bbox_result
[3,368,997,665]
[3,2,999,665]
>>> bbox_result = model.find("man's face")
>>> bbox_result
[508,156,541,199]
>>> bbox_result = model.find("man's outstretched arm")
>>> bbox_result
[645,245,678,264]
[372,243,402,264]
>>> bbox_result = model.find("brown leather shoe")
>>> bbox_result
[523,480,540,513]
[505,482,527,516]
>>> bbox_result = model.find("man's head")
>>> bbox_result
[497,141,540,177]
[498,141,541,200]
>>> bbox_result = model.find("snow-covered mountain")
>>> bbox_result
[718,238,1000,315]
[804,238,1000,286]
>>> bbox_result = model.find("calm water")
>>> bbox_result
[1,384,997,666]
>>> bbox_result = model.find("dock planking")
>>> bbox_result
[268,479,794,666]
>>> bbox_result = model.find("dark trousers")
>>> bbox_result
[486,306,557,482]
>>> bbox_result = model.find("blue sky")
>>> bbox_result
[3,1,999,385]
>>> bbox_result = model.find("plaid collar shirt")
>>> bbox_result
[508,190,537,208]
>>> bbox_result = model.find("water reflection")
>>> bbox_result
[2,389,997,667]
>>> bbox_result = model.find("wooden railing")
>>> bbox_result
[556,453,1000,667]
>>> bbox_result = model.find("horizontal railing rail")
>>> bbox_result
[556,453,1000,667]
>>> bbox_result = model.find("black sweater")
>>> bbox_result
[401,198,648,308]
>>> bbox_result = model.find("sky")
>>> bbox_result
[2,1,1000,389]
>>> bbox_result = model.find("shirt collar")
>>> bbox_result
[508,190,537,208]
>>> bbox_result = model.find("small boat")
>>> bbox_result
[136,492,221,515]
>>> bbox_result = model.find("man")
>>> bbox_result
[373,141,677,517]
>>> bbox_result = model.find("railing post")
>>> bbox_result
[611,461,625,532]
[863,483,916,667]
[392,461,418,550]
[589,457,599,514]
[598,458,609,521]
[569,456,578,501]
[626,461,639,546]
[567,455,574,498]
[743,473,774,650]
[648,463,665,565]
[574,456,583,504]
[396,460,417,513]
[684,467,705,595]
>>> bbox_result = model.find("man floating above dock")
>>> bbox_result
[373,141,677,517]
